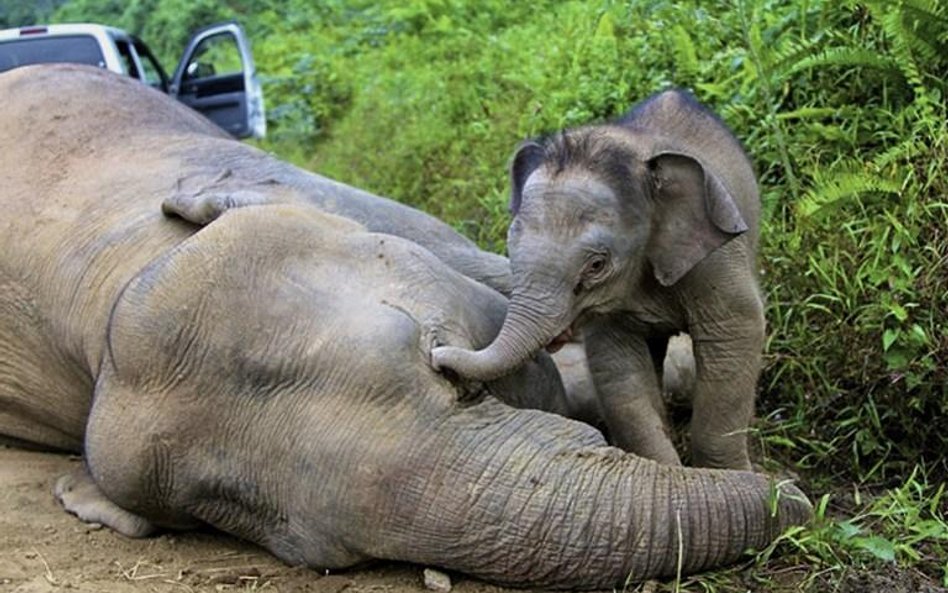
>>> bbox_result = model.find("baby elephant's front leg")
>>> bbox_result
[585,321,681,466]
[689,308,765,471]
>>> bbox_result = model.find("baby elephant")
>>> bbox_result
[434,90,763,470]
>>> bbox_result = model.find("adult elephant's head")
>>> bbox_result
[432,115,749,381]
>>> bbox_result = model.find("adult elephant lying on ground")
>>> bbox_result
[0,65,810,589]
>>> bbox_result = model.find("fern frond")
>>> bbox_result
[768,37,820,81]
[898,0,948,62]
[669,24,699,79]
[783,47,902,79]
[855,0,948,119]
[872,137,927,169]
[883,13,922,81]
[798,168,903,220]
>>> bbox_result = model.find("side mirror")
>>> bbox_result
[185,60,216,80]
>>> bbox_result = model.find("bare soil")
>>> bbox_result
[0,448,511,593]
[3,447,945,593]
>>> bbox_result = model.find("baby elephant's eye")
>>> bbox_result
[584,254,609,278]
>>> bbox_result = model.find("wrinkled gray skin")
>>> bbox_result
[0,66,809,589]
[159,167,514,294]
[433,91,763,470]
[170,125,513,298]
[553,334,695,430]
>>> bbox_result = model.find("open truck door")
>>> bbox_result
[170,22,265,139]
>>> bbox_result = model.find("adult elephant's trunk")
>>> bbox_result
[432,286,572,381]
[370,401,812,589]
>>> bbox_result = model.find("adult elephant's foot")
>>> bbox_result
[162,168,289,226]
[54,464,156,538]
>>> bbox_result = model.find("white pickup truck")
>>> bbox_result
[0,21,265,139]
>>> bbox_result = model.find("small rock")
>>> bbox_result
[423,568,452,593]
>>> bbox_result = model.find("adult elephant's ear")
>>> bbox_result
[509,140,545,215]
[646,151,748,286]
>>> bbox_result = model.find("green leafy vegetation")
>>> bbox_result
[9,0,947,589]
[0,0,64,29]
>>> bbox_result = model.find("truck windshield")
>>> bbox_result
[0,35,105,73]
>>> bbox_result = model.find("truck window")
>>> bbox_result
[183,32,243,80]
[114,39,141,79]
[0,35,105,72]
[132,39,168,92]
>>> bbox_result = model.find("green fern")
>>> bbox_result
[872,137,927,170]
[878,0,948,66]
[771,2,947,95]
[783,46,902,78]
[865,0,948,104]
[880,7,926,89]
[798,166,903,219]
[767,37,828,81]
[669,24,700,79]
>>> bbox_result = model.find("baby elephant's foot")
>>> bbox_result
[54,464,156,538]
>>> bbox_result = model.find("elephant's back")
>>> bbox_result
[0,65,214,449]
[0,64,226,151]
[0,64,223,246]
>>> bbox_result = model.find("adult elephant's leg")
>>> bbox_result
[584,319,681,465]
[80,368,205,538]
[162,187,281,224]
[54,463,155,537]
[662,333,696,405]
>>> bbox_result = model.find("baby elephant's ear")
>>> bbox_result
[646,151,748,286]
[509,140,545,215]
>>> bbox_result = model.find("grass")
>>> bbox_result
[752,468,948,591]
[621,467,947,592]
